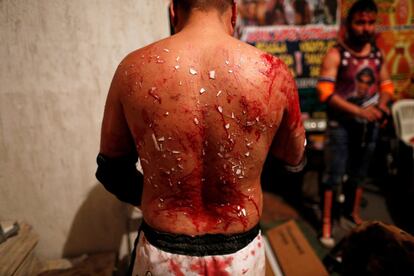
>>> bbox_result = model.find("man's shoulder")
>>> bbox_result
[123,35,270,66]
[228,39,291,74]
[120,35,180,65]
[321,46,341,68]
[326,45,341,58]
[233,38,279,62]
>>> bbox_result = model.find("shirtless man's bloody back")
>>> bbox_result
[98,1,305,275]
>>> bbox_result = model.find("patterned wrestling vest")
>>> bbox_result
[329,42,383,120]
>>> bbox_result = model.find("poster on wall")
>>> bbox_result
[239,25,338,89]
[236,0,341,91]
[236,0,339,27]
[341,0,414,99]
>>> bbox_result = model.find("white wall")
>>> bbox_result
[0,0,169,259]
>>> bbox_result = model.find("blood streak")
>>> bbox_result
[239,97,266,142]
[255,130,261,142]
[215,104,230,136]
[190,257,233,276]
[149,104,258,232]
[203,171,259,230]
[260,53,282,101]
[261,53,302,128]
[240,97,264,121]
[156,167,204,231]
[185,131,202,155]
[156,159,259,232]
[169,260,185,276]
[148,87,161,104]
[227,94,235,104]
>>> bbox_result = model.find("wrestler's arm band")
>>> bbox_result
[284,155,307,173]
[380,80,394,96]
[96,152,143,206]
[316,77,335,103]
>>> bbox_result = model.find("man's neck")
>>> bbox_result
[343,38,372,57]
[178,10,232,36]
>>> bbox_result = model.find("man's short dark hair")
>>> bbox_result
[342,222,414,276]
[173,0,234,14]
[346,0,378,24]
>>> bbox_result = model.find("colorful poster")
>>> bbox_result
[236,0,339,27]
[237,0,414,99]
[341,0,414,99]
[236,0,340,93]
[240,25,338,89]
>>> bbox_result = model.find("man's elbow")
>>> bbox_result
[271,139,307,173]
[317,77,335,103]
[95,153,143,206]
[283,153,307,173]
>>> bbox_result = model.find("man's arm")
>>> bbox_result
[317,47,382,122]
[96,64,143,206]
[100,66,135,157]
[270,66,306,170]
[376,50,394,114]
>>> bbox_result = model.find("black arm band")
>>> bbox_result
[96,152,143,206]
[284,155,307,173]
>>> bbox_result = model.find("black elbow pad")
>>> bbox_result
[284,155,307,173]
[96,153,143,206]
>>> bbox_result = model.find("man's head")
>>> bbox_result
[346,0,378,46]
[355,67,375,96]
[171,0,236,33]
[243,0,257,20]
[173,0,234,14]
[342,221,414,275]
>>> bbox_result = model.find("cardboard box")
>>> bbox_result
[266,220,328,276]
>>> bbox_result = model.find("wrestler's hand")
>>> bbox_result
[375,104,391,127]
[358,106,382,122]
[376,103,390,115]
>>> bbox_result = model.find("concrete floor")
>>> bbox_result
[261,176,395,240]
[260,140,414,275]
